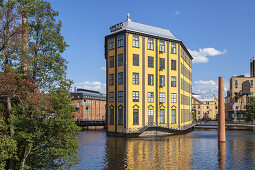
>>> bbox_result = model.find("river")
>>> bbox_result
[75,129,255,169]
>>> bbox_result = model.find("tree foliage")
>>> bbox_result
[0,0,80,169]
[245,96,255,122]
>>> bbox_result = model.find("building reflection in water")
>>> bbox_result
[105,134,193,169]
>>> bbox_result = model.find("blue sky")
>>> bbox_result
[48,0,255,96]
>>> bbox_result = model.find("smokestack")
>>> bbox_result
[74,87,77,92]
[218,77,226,142]
[251,57,255,77]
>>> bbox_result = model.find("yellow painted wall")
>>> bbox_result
[106,33,192,132]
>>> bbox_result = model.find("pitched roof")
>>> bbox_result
[109,15,177,40]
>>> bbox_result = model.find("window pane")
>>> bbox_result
[118,109,123,125]
[171,109,176,124]
[109,56,114,68]
[171,60,176,70]
[133,35,139,47]
[118,54,123,66]
[148,92,154,102]
[148,74,154,85]
[133,73,139,85]
[133,109,139,125]
[160,109,165,124]
[160,75,165,87]
[118,91,123,102]
[148,56,154,68]
[133,54,139,66]
[171,76,176,87]
[118,72,123,85]
[110,109,114,125]
[118,35,123,48]
[160,58,165,69]
[109,74,114,85]
[133,91,139,102]
[109,38,114,50]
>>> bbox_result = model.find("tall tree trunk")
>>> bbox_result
[7,96,14,169]
[22,13,28,74]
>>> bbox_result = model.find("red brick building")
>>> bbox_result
[71,88,106,121]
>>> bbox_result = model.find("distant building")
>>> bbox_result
[192,95,218,120]
[225,76,254,120]
[70,88,106,121]
[192,97,204,120]
[105,14,193,135]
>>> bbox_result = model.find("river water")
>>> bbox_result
[75,129,255,169]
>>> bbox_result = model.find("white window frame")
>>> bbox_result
[159,92,165,103]
[148,38,154,50]
[159,40,165,52]
[148,92,154,102]
[171,93,177,103]
[133,35,139,47]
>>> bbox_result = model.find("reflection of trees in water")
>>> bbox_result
[105,137,128,169]
[105,134,193,169]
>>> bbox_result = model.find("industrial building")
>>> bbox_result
[105,14,193,136]
[70,88,106,122]
[225,57,255,120]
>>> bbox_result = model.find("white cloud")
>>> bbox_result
[73,81,106,94]
[193,79,229,97]
[175,11,180,15]
[100,67,106,71]
[188,48,227,63]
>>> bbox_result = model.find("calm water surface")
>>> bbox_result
[75,129,255,169]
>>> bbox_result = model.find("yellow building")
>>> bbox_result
[192,95,218,120]
[105,14,193,136]
[192,96,204,120]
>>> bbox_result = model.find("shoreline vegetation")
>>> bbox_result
[0,0,80,169]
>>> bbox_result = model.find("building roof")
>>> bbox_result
[192,96,204,104]
[199,98,215,102]
[110,14,177,40]
[70,88,106,100]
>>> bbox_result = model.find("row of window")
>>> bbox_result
[109,35,177,54]
[181,63,191,80]
[181,109,192,123]
[181,48,192,67]
[109,35,123,49]
[109,91,177,103]
[181,78,191,93]
[181,94,191,106]
[109,73,177,87]
[109,54,177,70]
[109,108,177,125]
[234,80,254,88]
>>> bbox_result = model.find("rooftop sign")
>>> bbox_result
[110,22,123,33]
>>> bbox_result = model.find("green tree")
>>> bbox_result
[245,96,255,123]
[0,0,80,169]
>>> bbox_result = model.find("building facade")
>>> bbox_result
[200,97,218,120]
[70,88,106,121]
[105,14,193,135]
[225,75,255,120]
[192,96,218,120]
[192,97,204,120]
